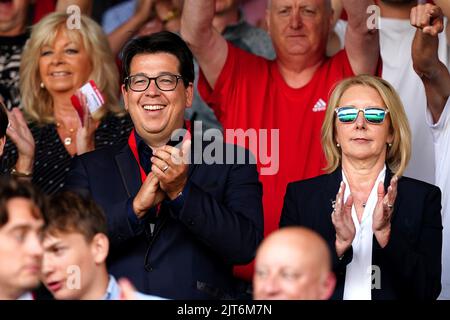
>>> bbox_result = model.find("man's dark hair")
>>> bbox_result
[0,102,8,138]
[45,191,107,242]
[121,31,195,87]
[0,177,47,227]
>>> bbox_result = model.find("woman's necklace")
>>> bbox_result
[56,121,76,145]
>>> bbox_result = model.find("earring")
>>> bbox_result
[336,143,340,148]
[388,143,392,147]
[40,82,45,89]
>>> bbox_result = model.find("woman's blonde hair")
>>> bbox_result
[321,75,411,176]
[20,12,122,124]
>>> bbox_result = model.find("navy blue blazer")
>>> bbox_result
[65,139,263,299]
[280,167,442,300]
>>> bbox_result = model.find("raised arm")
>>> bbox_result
[411,3,450,124]
[180,0,228,89]
[433,0,450,19]
[106,0,155,57]
[434,0,450,44]
[342,0,380,75]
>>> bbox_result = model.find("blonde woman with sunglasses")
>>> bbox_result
[280,75,442,300]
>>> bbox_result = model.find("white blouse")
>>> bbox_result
[342,165,386,300]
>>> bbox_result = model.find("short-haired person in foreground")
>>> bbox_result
[411,3,450,300]
[253,227,336,300]
[41,191,161,300]
[280,75,443,299]
[0,177,47,300]
[65,31,263,299]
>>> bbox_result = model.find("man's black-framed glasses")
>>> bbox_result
[125,73,183,92]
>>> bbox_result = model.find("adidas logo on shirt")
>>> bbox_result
[312,98,327,112]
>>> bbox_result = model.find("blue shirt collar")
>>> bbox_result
[102,275,121,300]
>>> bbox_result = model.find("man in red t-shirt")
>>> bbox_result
[181,0,380,281]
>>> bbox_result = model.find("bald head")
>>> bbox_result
[253,227,335,300]
[258,227,332,273]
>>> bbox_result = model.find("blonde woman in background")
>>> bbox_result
[1,12,133,194]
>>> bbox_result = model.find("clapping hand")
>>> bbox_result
[133,172,166,219]
[331,181,356,258]
[151,139,191,200]
[372,176,398,248]
[6,108,35,173]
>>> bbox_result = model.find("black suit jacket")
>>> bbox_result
[280,167,442,300]
[65,139,263,299]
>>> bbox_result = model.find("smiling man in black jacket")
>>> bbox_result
[64,31,263,299]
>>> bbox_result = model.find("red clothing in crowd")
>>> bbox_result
[199,42,355,280]
[33,0,56,24]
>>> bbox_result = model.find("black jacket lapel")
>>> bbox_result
[114,144,142,198]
